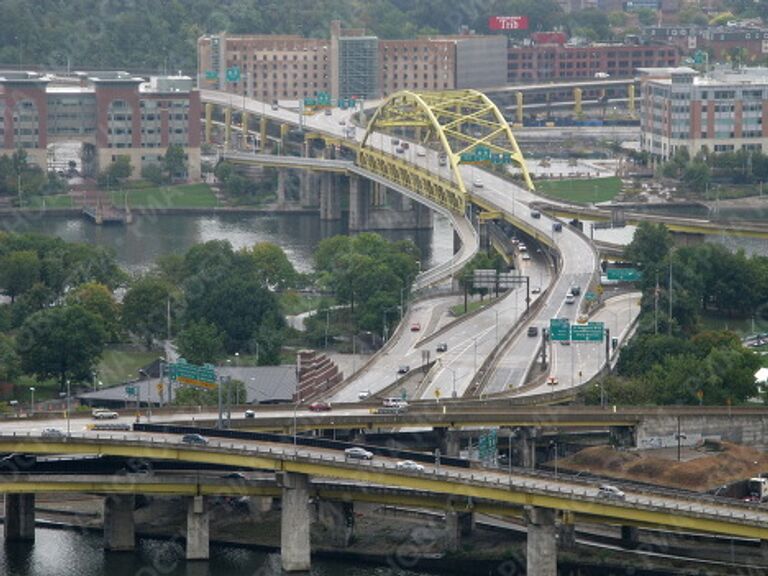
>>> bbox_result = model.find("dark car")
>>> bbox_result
[181,434,209,446]
[397,365,410,374]
[570,285,581,296]
[436,342,448,352]
[527,326,539,337]
[530,210,541,219]
[309,401,332,412]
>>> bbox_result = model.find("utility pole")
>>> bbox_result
[654,273,659,335]
[668,262,673,335]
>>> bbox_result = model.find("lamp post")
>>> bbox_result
[29,387,35,416]
[66,379,71,437]
[138,369,152,422]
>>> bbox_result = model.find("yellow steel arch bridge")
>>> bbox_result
[357,89,534,214]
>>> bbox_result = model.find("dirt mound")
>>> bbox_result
[557,442,768,492]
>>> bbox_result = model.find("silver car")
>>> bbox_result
[344,447,373,460]
[41,428,64,439]
[597,484,626,500]
[396,460,424,472]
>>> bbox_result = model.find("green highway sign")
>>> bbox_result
[169,359,217,390]
[585,291,597,302]
[606,268,642,281]
[550,318,570,341]
[225,66,241,83]
[205,70,218,80]
[125,385,137,396]
[303,91,332,107]
[571,321,605,342]
[459,145,512,165]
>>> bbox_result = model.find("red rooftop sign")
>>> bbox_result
[488,16,529,31]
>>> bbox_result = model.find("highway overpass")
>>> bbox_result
[1,432,767,574]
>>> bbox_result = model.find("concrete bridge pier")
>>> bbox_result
[103,495,134,551]
[4,493,35,541]
[444,510,474,551]
[434,427,461,458]
[610,426,635,448]
[186,496,210,560]
[518,427,538,469]
[320,173,342,220]
[276,169,288,205]
[558,511,576,550]
[348,175,370,231]
[525,506,557,576]
[317,500,355,547]
[279,472,311,572]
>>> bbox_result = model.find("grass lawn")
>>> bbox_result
[536,176,621,204]
[699,312,759,338]
[451,299,489,317]
[25,195,73,208]
[97,347,163,387]
[110,184,217,209]
[280,292,336,316]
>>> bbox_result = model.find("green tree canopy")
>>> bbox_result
[176,320,226,365]
[122,277,178,348]
[17,305,106,391]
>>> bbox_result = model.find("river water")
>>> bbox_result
[1,527,431,576]
[0,212,454,275]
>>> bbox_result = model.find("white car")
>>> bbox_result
[597,484,625,500]
[565,293,575,304]
[416,148,426,157]
[522,253,531,261]
[396,460,424,472]
[472,178,484,188]
[345,447,374,460]
[41,428,64,438]
[93,410,119,419]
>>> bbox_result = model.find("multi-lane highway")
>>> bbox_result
[201,90,610,401]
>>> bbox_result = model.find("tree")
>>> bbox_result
[682,161,710,193]
[98,155,133,188]
[184,274,284,354]
[176,320,226,365]
[245,242,299,290]
[636,8,657,26]
[0,250,40,303]
[0,334,21,383]
[173,378,245,406]
[67,282,121,342]
[163,144,187,180]
[141,163,166,185]
[17,305,106,391]
[624,222,672,283]
[122,277,177,348]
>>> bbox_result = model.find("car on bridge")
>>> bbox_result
[397,365,410,375]
[436,342,448,352]
[244,410,256,418]
[181,434,209,446]
[527,326,539,337]
[42,428,64,439]
[309,401,332,412]
[597,484,625,500]
[396,460,424,472]
[410,322,421,332]
[345,447,374,460]
[93,409,119,419]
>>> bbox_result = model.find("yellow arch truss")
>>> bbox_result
[359,89,534,214]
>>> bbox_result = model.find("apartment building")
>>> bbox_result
[0,71,201,179]
[639,66,768,160]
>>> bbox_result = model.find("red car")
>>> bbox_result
[410,322,421,332]
[309,401,332,412]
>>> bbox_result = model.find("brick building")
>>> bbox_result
[644,26,768,62]
[640,66,768,160]
[198,23,507,101]
[507,38,678,82]
[0,71,201,179]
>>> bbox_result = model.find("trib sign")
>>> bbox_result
[168,359,217,390]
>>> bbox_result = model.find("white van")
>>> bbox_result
[383,397,408,408]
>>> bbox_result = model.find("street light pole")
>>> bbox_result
[66,379,71,437]
[29,387,35,416]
